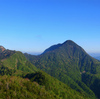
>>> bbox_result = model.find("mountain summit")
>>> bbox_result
[25,40,99,75]
[25,40,100,75]
[43,40,87,60]
[25,40,100,98]
[63,40,76,44]
[43,40,76,54]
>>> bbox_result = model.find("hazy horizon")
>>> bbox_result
[1,39,100,57]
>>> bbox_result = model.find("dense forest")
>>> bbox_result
[0,40,100,98]
[25,40,100,99]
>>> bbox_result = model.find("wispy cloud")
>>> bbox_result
[36,35,42,39]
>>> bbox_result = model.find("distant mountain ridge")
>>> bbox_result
[95,56,100,60]
[89,53,100,60]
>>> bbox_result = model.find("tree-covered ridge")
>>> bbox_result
[0,46,93,99]
[0,47,87,99]
[0,71,91,99]
[24,40,100,99]
[0,51,37,73]
[82,73,100,99]
[0,61,91,99]
[24,71,92,99]
[0,49,15,60]
[0,75,58,99]
[0,48,38,79]
[0,66,91,99]
[0,40,99,98]
[0,64,16,76]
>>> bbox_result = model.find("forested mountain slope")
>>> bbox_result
[0,45,91,99]
[25,40,100,99]
[0,47,37,75]
[0,71,91,99]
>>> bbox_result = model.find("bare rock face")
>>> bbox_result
[0,46,5,53]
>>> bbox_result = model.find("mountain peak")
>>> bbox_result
[0,46,5,53]
[43,40,78,54]
[63,40,76,45]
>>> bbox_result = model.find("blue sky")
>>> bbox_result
[0,0,100,54]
